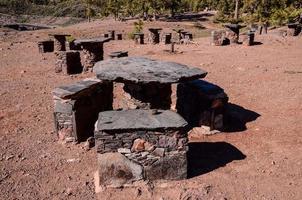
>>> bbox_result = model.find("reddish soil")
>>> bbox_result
[0,18,301,200]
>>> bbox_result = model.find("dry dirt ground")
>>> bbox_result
[0,18,302,200]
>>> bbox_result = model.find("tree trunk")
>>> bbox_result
[234,0,239,20]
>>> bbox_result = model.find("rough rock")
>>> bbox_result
[96,153,143,187]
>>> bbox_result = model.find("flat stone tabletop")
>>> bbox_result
[133,33,144,35]
[74,38,111,45]
[149,28,162,31]
[95,109,188,132]
[53,78,101,99]
[49,34,71,37]
[93,57,207,84]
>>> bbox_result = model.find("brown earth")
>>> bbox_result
[0,18,302,200]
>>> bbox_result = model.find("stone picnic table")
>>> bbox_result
[224,24,245,43]
[49,33,71,51]
[148,28,162,44]
[93,57,207,110]
[74,37,111,70]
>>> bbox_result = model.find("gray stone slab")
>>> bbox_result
[53,78,100,99]
[95,109,188,132]
[93,57,207,84]
[74,38,111,45]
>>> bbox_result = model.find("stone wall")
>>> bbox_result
[53,79,113,143]
[95,129,188,187]
[176,80,228,130]
[113,82,172,110]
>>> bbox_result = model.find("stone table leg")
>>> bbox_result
[82,44,104,71]
[53,36,67,51]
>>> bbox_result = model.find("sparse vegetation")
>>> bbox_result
[0,0,301,25]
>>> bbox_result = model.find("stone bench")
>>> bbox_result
[243,31,255,46]
[94,109,188,189]
[109,51,128,59]
[176,80,229,130]
[54,51,82,74]
[53,79,113,143]
[163,33,172,44]
[134,33,144,44]
[38,40,54,53]
[116,33,123,40]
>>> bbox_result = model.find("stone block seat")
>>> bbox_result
[53,78,113,143]
[109,51,128,59]
[94,109,189,189]
[38,40,54,53]
[176,80,229,130]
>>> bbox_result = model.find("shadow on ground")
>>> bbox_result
[187,142,246,178]
[224,103,261,132]
[160,13,214,22]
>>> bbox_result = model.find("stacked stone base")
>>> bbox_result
[54,51,83,74]
[243,31,255,46]
[163,33,172,44]
[226,30,239,44]
[95,129,188,188]
[114,82,172,110]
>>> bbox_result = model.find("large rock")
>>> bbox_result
[93,57,207,84]
[96,153,143,187]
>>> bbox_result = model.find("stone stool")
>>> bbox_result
[38,40,54,53]
[176,80,229,130]
[54,51,83,74]
[163,33,172,44]
[53,78,113,143]
[134,33,144,44]
[109,51,128,59]
[243,31,255,46]
[148,28,162,44]
[117,33,123,40]
[74,38,111,71]
[94,109,188,189]
[49,34,70,51]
